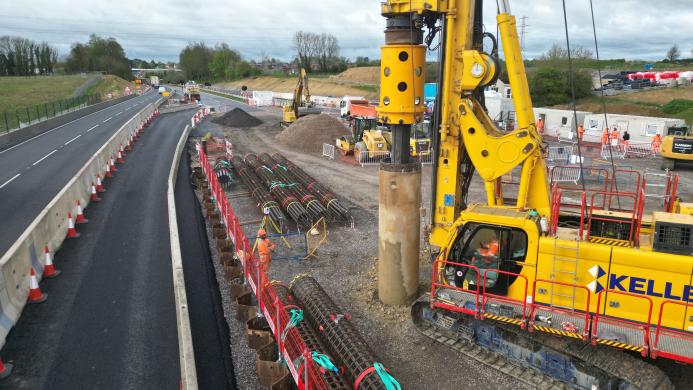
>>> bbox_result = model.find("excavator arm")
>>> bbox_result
[380,0,550,247]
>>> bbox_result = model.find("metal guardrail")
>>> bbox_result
[2,94,103,133]
[321,143,335,160]
[356,150,390,167]
[547,146,573,164]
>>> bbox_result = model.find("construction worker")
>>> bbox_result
[577,124,585,141]
[601,127,609,145]
[622,130,631,151]
[610,127,620,146]
[256,229,276,274]
[652,132,662,154]
[536,117,545,135]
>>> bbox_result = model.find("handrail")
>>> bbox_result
[530,279,592,338]
[593,289,653,356]
[481,269,528,325]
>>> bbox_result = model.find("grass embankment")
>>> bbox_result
[0,75,87,115]
[85,75,136,100]
[553,84,693,125]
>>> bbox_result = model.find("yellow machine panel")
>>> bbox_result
[377,45,426,125]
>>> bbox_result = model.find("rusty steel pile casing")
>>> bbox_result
[245,154,312,227]
[290,275,389,390]
[259,153,328,222]
[269,284,351,390]
[271,153,352,222]
[378,163,421,305]
[230,156,286,231]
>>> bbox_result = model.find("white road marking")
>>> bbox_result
[0,173,20,189]
[86,124,99,133]
[102,116,112,123]
[32,149,57,166]
[0,95,145,155]
[116,111,123,115]
[64,134,81,145]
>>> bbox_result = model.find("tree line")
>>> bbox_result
[0,36,58,76]
[178,42,259,82]
[65,34,132,80]
[293,31,346,73]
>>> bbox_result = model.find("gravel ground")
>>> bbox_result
[190,109,693,389]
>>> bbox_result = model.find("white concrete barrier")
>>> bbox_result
[166,124,198,390]
[0,98,164,350]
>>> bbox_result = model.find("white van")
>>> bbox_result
[340,96,368,118]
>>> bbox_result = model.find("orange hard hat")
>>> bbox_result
[257,229,267,236]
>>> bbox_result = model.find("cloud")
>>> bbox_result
[0,0,690,62]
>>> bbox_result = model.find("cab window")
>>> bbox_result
[446,223,528,295]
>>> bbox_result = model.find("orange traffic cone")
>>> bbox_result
[66,213,80,238]
[0,357,13,379]
[126,134,133,151]
[104,162,112,178]
[43,245,61,278]
[116,149,124,164]
[28,267,47,304]
[90,183,101,202]
[109,157,118,172]
[96,174,105,192]
[75,200,88,224]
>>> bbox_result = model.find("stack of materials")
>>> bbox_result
[259,153,328,222]
[271,153,352,222]
[291,275,392,390]
[245,153,312,228]
[230,156,286,231]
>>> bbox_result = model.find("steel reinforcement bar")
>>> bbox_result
[262,283,351,390]
[230,156,286,231]
[245,153,312,227]
[290,275,395,390]
[259,153,328,222]
[270,153,352,222]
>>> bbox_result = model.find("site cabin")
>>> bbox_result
[484,92,516,130]
[534,107,590,141]
[583,113,686,144]
[340,96,367,118]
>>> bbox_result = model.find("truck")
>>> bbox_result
[150,75,160,88]
[183,81,201,103]
[339,96,368,118]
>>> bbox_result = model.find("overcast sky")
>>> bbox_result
[1,0,691,63]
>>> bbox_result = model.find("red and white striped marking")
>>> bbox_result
[28,267,47,304]
[43,245,61,278]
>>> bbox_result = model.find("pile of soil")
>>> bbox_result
[212,108,263,128]
[275,114,350,152]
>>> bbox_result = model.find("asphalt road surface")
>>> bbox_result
[0,109,190,390]
[175,143,236,390]
[0,91,160,256]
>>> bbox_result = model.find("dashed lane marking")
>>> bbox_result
[64,134,81,145]
[103,117,112,123]
[32,149,57,166]
[0,173,20,190]
[86,124,99,133]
